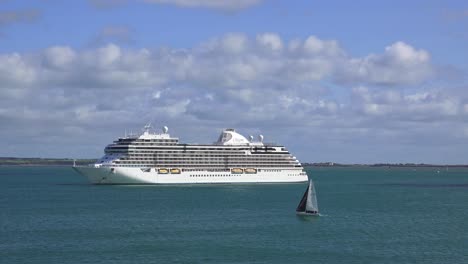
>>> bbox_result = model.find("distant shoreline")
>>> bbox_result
[1,157,466,167]
[0,157,96,166]
[303,163,468,168]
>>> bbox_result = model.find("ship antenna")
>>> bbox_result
[144,123,152,132]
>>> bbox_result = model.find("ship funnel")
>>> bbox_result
[163,126,169,133]
[249,135,254,142]
[258,135,264,142]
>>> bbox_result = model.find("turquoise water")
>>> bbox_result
[1,166,468,264]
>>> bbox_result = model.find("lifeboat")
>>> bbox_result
[231,168,244,174]
[158,168,169,174]
[170,168,181,174]
[244,168,257,174]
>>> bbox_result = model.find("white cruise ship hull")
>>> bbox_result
[73,166,308,184]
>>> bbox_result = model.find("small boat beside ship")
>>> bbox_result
[296,179,319,216]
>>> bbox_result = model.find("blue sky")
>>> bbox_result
[3,0,467,60]
[1,0,468,163]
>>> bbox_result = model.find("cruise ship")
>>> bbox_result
[73,125,308,184]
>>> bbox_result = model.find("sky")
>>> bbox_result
[1,0,468,164]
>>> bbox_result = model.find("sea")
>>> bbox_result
[1,166,467,264]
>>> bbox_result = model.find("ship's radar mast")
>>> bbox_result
[144,123,152,133]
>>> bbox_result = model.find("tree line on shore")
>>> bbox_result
[1,157,466,167]
[303,162,468,167]
[0,157,96,166]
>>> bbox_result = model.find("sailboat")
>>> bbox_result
[296,179,319,216]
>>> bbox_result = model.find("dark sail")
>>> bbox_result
[296,186,309,212]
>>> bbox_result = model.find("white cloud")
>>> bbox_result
[96,43,122,67]
[256,33,283,52]
[351,87,463,120]
[303,36,342,57]
[385,41,430,62]
[340,41,433,85]
[0,53,37,87]
[44,46,76,69]
[218,33,249,54]
[0,34,438,105]
[1,33,464,163]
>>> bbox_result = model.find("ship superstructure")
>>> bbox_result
[73,125,308,184]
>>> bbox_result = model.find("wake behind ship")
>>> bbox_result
[73,125,308,184]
